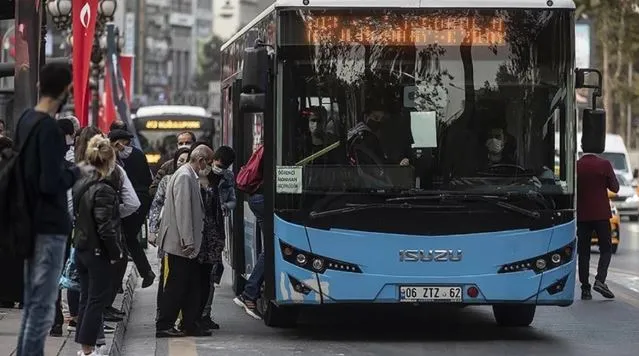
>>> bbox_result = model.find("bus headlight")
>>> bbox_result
[498,241,575,274]
[280,240,362,274]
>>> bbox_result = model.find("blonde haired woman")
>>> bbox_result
[72,135,124,356]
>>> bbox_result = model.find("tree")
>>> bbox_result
[192,35,224,91]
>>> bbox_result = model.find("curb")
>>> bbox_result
[107,265,140,356]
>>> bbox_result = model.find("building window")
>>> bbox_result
[172,0,192,13]
[196,19,212,38]
[197,0,212,11]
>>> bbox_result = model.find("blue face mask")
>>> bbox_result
[119,145,133,159]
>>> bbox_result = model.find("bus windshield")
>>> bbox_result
[134,114,213,167]
[278,8,574,197]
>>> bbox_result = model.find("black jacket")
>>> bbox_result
[72,175,123,260]
[15,110,79,235]
[149,159,175,197]
[120,147,153,202]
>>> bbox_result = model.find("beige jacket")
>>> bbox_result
[157,164,204,259]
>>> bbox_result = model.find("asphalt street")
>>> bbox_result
[123,223,639,356]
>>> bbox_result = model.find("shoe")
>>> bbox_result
[581,289,592,300]
[201,316,220,330]
[142,270,156,289]
[233,295,262,320]
[103,310,124,322]
[67,319,77,332]
[593,280,615,299]
[49,324,63,337]
[103,324,115,334]
[106,306,125,316]
[184,328,212,337]
[156,328,186,338]
[76,351,99,356]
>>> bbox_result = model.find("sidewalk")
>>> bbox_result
[0,262,139,356]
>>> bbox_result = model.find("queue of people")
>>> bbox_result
[0,63,245,355]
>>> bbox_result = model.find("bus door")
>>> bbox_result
[241,111,264,280]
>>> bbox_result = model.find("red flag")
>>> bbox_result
[119,55,134,104]
[72,0,99,127]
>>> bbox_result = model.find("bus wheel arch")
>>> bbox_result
[492,304,536,327]
[263,301,300,328]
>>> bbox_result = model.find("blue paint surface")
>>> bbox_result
[273,215,576,306]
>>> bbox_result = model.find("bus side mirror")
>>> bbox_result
[576,68,606,154]
[239,44,269,113]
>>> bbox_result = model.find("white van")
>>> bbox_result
[576,133,634,183]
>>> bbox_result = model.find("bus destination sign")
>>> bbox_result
[304,15,506,46]
[144,120,202,130]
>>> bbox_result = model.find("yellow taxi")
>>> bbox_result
[591,191,620,254]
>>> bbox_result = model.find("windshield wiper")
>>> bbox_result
[308,202,465,219]
[386,193,541,219]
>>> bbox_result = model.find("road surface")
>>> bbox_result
[123,222,639,356]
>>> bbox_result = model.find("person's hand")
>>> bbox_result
[148,232,157,247]
[400,158,410,166]
[222,204,230,216]
[110,260,118,264]
[182,244,195,257]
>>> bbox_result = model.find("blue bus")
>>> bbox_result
[220,0,606,327]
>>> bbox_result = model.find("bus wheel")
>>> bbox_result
[263,302,299,328]
[492,304,535,327]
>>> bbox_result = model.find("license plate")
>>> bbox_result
[399,286,463,302]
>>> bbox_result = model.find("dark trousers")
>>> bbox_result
[577,220,612,288]
[107,259,127,308]
[68,289,80,317]
[243,194,264,301]
[198,263,213,318]
[122,205,152,277]
[156,253,201,332]
[155,254,165,320]
[108,203,152,308]
[75,250,111,346]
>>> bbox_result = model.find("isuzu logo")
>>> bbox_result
[399,249,463,262]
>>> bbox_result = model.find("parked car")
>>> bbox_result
[609,173,639,221]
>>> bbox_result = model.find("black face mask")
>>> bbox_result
[56,93,69,115]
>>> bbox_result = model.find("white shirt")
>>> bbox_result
[118,165,141,218]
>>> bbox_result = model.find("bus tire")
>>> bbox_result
[263,302,299,328]
[492,304,535,327]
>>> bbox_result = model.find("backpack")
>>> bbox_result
[235,145,264,194]
[0,115,45,258]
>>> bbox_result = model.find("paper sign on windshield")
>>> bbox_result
[410,111,438,148]
[276,166,303,194]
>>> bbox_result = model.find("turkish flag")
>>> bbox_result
[72,0,99,127]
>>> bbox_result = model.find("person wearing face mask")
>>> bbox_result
[72,135,124,356]
[10,63,94,356]
[150,131,197,197]
[148,147,191,321]
[200,145,236,330]
[107,129,156,293]
[483,126,516,167]
[156,145,215,338]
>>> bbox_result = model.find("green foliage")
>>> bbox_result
[192,35,224,91]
